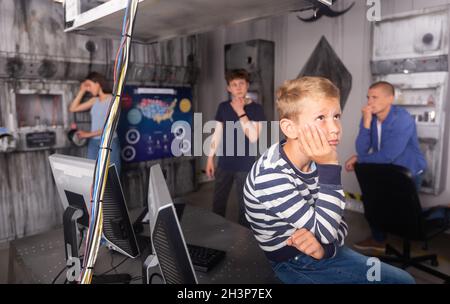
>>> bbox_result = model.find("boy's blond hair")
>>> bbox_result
[276,77,340,119]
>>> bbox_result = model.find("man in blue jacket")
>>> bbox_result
[345,81,426,252]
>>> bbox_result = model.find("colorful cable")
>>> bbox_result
[79,0,139,284]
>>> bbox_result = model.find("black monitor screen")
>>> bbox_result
[152,205,197,284]
[101,165,140,259]
[148,164,197,284]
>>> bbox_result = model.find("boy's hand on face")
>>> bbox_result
[287,228,325,260]
[298,124,338,165]
[362,105,373,129]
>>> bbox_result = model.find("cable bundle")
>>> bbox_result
[79,0,139,284]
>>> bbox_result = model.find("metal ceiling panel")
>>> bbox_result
[65,0,312,42]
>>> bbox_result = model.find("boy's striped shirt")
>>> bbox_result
[244,141,348,262]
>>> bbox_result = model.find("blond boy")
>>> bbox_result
[243,77,415,284]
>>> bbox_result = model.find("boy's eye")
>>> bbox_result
[334,114,341,120]
[315,115,325,122]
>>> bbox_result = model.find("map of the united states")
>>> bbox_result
[137,98,177,124]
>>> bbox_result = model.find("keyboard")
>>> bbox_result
[187,244,226,273]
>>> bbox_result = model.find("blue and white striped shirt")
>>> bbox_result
[244,141,348,262]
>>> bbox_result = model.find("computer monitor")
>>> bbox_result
[147,164,197,284]
[49,154,140,259]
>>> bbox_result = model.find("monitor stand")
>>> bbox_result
[62,206,132,284]
[142,254,164,284]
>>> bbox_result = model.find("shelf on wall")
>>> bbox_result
[64,0,312,43]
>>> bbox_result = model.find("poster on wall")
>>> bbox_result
[117,86,193,163]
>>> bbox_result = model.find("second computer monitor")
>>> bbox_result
[147,164,197,284]
[49,153,139,259]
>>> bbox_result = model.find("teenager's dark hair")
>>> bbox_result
[225,69,251,85]
[369,81,395,96]
[84,72,112,93]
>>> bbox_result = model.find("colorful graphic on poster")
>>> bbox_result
[117,86,193,163]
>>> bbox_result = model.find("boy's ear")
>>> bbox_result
[279,118,298,139]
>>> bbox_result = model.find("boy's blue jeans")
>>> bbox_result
[87,137,122,175]
[270,246,415,284]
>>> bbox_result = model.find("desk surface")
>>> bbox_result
[8,205,279,284]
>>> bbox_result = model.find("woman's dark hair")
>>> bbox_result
[84,72,112,94]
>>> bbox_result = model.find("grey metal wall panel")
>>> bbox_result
[0,0,200,242]
[0,147,85,242]
[0,154,14,241]
[0,0,109,63]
